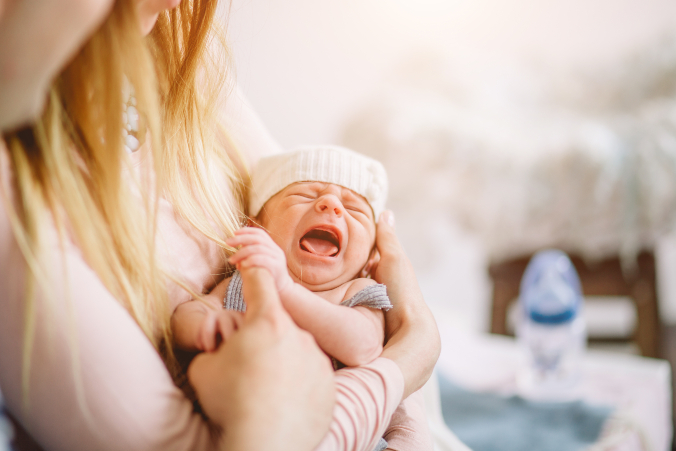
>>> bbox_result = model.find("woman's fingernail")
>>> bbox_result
[380,210,395,228]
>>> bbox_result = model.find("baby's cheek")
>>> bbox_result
[348,246,372,272]
[264,224,294,252]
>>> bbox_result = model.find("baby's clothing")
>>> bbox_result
[339,283,393,311]
[223,270,246,312]
[223,270,393,312]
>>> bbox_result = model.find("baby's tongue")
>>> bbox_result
[301,237,339,256]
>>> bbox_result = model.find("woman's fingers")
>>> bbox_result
[373,211,416,311]
[380,209,396,228]
[188,267,335,450]
[363,248,381,278]
[374,210,441,398]
[374,210,403,261]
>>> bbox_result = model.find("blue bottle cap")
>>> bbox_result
[519,250,583,324]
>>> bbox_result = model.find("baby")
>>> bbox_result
[172,145,431,451]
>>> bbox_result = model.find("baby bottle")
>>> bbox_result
[516,250,587,398]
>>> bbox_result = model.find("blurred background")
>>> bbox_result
[225,0,676,449]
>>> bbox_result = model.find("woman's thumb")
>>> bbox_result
[239,267,287,327]
[376,210,400,254]
[379,210,395,229]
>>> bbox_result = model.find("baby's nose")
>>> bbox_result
[316,196,343,217]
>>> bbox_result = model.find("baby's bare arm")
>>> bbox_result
[281,278,385,367]
[171,276,242,352]
[172,301,214,352]
[226,228,386,366]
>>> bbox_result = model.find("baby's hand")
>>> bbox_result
[226,227,294,294]
[197,309,244,352]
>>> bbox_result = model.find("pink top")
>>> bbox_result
[0,88,408,451]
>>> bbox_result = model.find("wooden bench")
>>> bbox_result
[488,251,661,358]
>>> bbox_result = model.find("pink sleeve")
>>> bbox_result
[383,391,434,451]
[0,239,218,451]
[0,152,216,451]
[315,358,405,451]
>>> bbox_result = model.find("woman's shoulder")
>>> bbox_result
[216,84,284,168]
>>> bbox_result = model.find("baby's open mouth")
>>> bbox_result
[300,228,340,257]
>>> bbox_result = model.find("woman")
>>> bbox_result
[0,0,440,450]
[0,0,113,130]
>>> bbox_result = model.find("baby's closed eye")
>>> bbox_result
[345,205,369,216]
[290,193,315,200]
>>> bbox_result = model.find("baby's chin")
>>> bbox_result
[289,266,361,292]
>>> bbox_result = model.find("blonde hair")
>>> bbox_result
[2,0,246,399]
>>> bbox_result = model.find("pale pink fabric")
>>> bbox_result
[316,359,404,451]
[383,391,433,451]
[0,88,408,451]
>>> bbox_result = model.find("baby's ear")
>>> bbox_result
[360,247,380,279]
[248,209,269,229]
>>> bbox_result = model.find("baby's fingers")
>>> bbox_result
[216,311,243,342]
[231,226,272,240]
[225,235,261,248]
[237,254,283,273]
[199,314,218,352]
[226,229,274,248]
[234,227,268,236]
[229,244,283,265]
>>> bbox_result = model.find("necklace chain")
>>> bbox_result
[122,83,140,153]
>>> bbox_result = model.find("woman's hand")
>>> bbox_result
[171,299,244,353]
[373,211,441,398]
[188,266,335,451]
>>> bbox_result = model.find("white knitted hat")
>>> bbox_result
[249,145,388,220]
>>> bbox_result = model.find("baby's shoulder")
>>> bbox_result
[342,278,379,303]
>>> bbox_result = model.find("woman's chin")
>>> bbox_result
[138,0,182,36]
[140,13,160,36]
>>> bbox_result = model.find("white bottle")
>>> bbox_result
[516,250,587,399]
